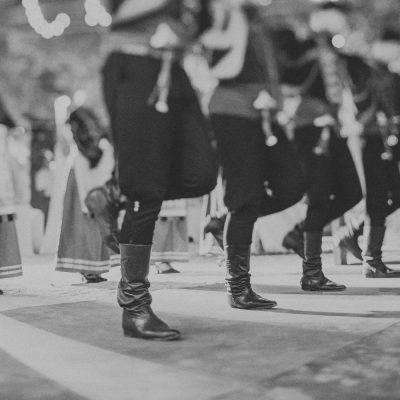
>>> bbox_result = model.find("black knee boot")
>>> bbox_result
[0,289,3,295]
[282,223,304,259]
[362,226,400,278]
[301,232,346,291]
[118,244,181,340]
[335,219,363,261]
[204,216,226,249]
[225,245,277,309]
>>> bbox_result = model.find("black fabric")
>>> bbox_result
[102,52,217,204]
[210,114,305,246]
[363,135,400,227]
[120,201,162,245]
[294,126,362,232]
[211,114,305,217]
[224,207,259,246]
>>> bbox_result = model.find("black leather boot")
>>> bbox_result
[0,289,3,295]
[118,244,181,340]
[363,226,400,278]
[335,219,363,261]
[301,232,346,291]
[282,223,304,259]
[204,216,226,249]
[85,179,121,254]
[225,245,277,309]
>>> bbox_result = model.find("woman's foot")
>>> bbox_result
[81,273,108,283]
[155,262,180,274]
[0,289,3,295]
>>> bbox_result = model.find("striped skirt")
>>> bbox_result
[56,170,119,275]
[0,214,23,279]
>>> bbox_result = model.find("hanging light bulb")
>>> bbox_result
[22,0,71,39]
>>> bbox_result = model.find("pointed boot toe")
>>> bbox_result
[123,309,181,341]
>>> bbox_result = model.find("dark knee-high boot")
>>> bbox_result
[225,245,277,309]
[301,232,346,291]
[0,289,3,295]
[118,244,181,340]
[85,184,121,254]
[335,219,363,261]
[204,216,226,249]
[282,223,304,259]
[362,226,400,278]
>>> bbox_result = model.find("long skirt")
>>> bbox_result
[56,170,119,275]
[151,200,189,263]
[0,214,22,279]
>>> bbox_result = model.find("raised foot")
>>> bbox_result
[339,236,362,261]
[282,230,304,259]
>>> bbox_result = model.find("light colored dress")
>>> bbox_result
[56,141,119,274]
[0,126,22,279]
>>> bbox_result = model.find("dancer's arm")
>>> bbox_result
[207,9,248,80]
[112,0,169,26]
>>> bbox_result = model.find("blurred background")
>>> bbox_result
[1,0,400,257]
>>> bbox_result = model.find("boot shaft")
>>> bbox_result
[303,232,322,276]
[118,244,152,311]
[120,244,152,282]
[224,245,251,279]
[363,226,385,261]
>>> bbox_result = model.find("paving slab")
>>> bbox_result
[1,253,400,399]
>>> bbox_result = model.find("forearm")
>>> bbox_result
[112,0,168,25]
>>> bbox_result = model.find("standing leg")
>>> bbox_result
[301,144,346,291]
[103,53,181,340]
[211,115,277,309]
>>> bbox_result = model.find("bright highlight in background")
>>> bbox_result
[22,0,71,39]
[332,34,346,49]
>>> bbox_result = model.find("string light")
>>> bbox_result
[22,0,71,39]
[84,0,112,28]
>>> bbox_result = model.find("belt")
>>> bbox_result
[0,214,16,223]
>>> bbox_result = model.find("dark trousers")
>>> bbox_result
[210,115,305,245]
[294,126,363,232]
[363,135,400,226]
[103,52,216,245]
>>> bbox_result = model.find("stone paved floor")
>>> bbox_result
[1,251,400,400]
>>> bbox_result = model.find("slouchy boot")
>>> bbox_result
[118,244,181,340]
[335,219,363,261]
[282,223,304,259]
[363,226,400,278]
[225,245,277,309]
[301,232,346,291]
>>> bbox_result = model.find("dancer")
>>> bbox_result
[0,99,23,294]
[278,2,368,290]
[103,0,216,340]
[56,107,118,283]
[202,0,305,308]
[335,27,400,277]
